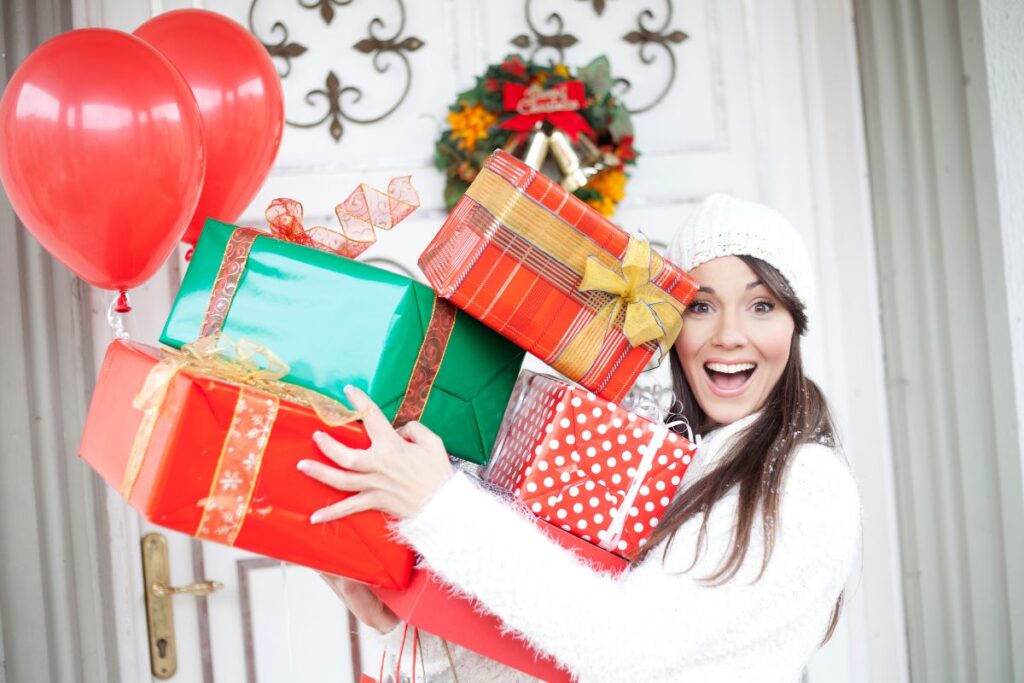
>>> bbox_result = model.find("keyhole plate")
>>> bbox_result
[141,533,177,679]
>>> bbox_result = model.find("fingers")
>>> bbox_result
[344,386,398,445]
[309,491,383,524]
[395,421,444,452]
[319,571,349,599]
[320,573,366,602]
[319,573,400,633]
[297,459,374,493]
[312,431,376,472]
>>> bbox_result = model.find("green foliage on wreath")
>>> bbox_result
[436,54,638,216]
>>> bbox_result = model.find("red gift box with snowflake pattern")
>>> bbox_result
[484,371,696,557]
[78,339,414,589]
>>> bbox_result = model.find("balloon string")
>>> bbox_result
[107,295,130,341]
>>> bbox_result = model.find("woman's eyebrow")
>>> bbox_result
[698,285,715,293]
[746,280,765,290]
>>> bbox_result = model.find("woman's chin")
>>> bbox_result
[705,405,755,426]
[697,392,761,426]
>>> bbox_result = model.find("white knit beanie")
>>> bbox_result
[667,193,815,316]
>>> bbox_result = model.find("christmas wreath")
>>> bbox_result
[435,54,638,217]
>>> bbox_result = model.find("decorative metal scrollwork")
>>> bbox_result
[619,3,688,113]
[248,0,424,143]
[248,2,308,78]
[579,0,613,16]
[298,0,353,26]
[509,0,688,114]
[511,0,579,62]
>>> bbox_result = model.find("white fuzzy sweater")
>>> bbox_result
[378,415,860,682]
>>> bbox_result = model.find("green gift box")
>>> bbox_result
[160,219,524,464]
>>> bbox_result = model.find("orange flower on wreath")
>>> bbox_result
[586,195,617,217]
[588,167,627,201]
[584,167,627,216]
[448,103,498,151]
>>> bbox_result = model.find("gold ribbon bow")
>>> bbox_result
[122,335,361,499]
[577,235,683,353]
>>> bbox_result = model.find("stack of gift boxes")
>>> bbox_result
[78,151,698,680]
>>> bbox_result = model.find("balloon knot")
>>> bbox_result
[114,290,131,314]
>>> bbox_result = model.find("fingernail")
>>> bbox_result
[297,460,311,472]
[310,511,324,524]
[312,431,324,442]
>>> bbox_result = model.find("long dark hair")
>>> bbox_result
[635,255,843,642]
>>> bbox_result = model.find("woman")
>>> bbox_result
[298,194,860,682]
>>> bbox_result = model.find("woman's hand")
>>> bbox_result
[320,573,399,634]
[298,385,454,523]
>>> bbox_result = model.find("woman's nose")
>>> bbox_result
[711,311,747,348]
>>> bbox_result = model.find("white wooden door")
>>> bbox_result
[77,0,907,681]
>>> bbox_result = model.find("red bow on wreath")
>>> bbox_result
[500,80,594,142]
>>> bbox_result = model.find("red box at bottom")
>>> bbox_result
[372,519,627,682]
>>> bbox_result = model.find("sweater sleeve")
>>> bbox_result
[397,444,860,681]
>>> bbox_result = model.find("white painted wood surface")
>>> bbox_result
[73,0,908,680]
[980,0,1024,523]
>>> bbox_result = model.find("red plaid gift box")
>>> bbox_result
[484,371,696,557]
[419,150,698,402]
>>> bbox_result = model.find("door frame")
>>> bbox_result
[853,0,1024,680]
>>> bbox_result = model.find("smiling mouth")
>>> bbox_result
[704,362,757,395]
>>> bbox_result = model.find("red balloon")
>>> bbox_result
[0,29,205,291]
[135,10,284,245]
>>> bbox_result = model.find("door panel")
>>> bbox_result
[78,0,905,680]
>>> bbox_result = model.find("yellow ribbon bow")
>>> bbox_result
[122,335,361,499]
[577,235,684,352]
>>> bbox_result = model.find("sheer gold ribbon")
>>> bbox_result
[578,234,683,348]
[120,336,361,499]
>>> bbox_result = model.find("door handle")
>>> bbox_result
[141,532,223,679]
[151,579,223,597]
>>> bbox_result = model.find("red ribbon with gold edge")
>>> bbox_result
[265,176,420,259]
[392,297,458,428]
[500,81,594,141]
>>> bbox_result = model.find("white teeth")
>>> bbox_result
[705,362,756,374]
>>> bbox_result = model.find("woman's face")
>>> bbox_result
[673,256,795,425]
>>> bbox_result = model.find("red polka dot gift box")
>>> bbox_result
[484,370,697,558]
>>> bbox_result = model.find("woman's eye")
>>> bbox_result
[752,299,776,314]
[688,301,712,315]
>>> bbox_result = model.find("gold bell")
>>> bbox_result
[503,122,550,171]
[549,131,620,192]
[577,134,621,175]
[547,129,589,192]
